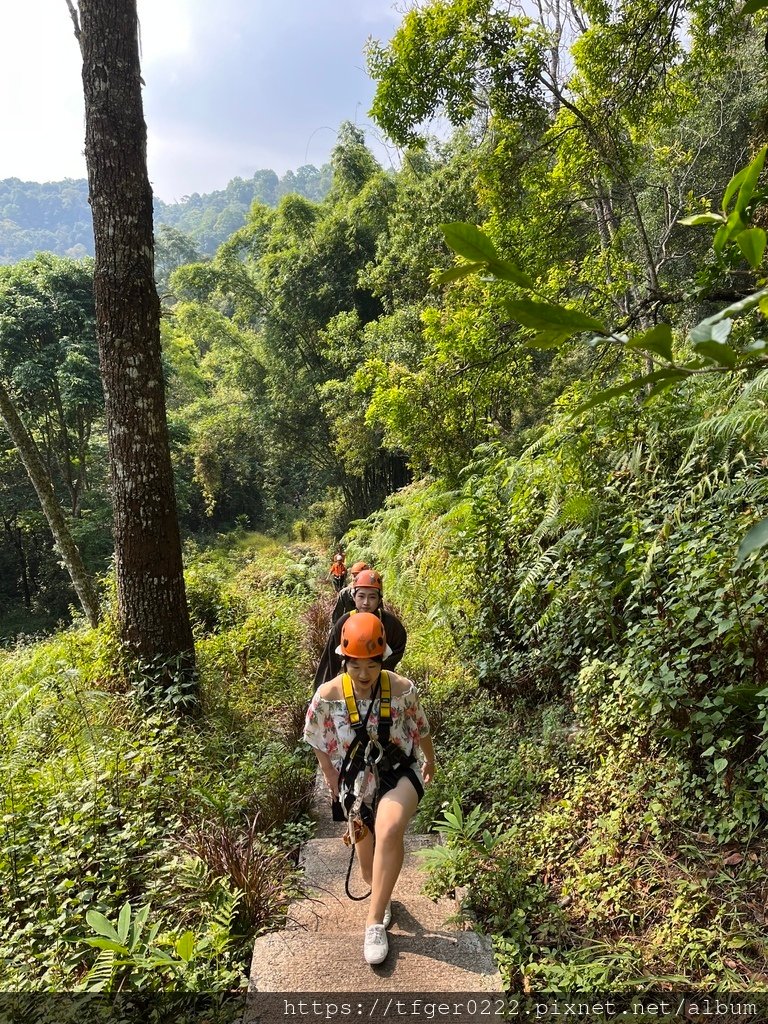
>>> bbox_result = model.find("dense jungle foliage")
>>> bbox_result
[3,0,768,997]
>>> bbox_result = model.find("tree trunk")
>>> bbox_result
[73,0,195,671]
[0,379,100,625]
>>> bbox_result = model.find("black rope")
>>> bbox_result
[344,840,371,901]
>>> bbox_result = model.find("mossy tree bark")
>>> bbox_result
[69,0,195,675]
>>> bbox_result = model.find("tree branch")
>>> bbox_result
[64,0,83,54]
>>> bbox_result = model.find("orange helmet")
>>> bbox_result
[353,569,382,592]
[350,561,369,575]
[339,612,387,659]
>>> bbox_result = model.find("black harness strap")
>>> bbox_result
[337,673,391,901]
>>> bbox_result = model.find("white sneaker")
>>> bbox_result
[383,901,392,928]
[363,924,389,965]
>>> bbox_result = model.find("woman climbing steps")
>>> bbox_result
[303,612,436,965]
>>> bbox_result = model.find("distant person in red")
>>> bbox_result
[329,552,347,593]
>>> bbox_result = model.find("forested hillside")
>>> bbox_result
[3,0,768,1000]
[0,164,331,264]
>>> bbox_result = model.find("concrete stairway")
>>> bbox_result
[247,773,503,1002]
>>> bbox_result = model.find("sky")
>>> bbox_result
[0,0,403,204]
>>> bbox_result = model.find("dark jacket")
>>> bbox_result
[312,609,407,691]
[331,586,356,623]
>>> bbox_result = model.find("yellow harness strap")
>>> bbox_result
[342,671,391,729]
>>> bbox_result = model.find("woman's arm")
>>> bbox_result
[313,747,340,798]
[419,733,436,785]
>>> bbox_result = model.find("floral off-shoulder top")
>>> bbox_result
[303,679,430,768]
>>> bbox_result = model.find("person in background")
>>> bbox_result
[304,612,436,965]
[313,570,407,690]
[332,560,370,622]
[328,552,347,593]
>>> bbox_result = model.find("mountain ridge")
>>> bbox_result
[0,163,332,264]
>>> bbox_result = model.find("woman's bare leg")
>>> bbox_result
[366,777,419,927]
[355,824,375,886]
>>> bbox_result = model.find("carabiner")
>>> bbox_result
[364,738,384,765]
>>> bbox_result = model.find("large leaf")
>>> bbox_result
[80,937,129,953]
[715,287,768,319]
[687,288,768,354]
[485,257,535,290]
[678,213,725,227]
[626,324,674,362]
[573,368,691,414]
[742,0,768,11]
[734,146,767,216]
[692,339,738,367]
[735,516,768,568]
[117,902,131,945]
[436,262,485,284]
[689,317,733,345]
[175,930,196,963]
[737,228,767,270]
[131,904,151,947]
[713,209,747,255]
[441,222,498,263]
[86,910,121,943]
[722,165,750,216]
[505,298,608,335]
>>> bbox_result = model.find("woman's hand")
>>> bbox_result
[324,766,340,800]
[422,758,435,785]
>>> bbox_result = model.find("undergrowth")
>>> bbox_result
[0,533,322,992]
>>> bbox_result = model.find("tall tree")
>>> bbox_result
[66,0,194,674]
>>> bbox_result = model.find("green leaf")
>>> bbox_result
[645,375,689,400]
[714,209,747,255]
[677,213,725,226]
[485,257,535,290]
[505,298,608,336]
[117,902,131,945]
[441,222,498,263]
[692,339,738,367]
[572,369,691,414]
[742,0,768,12]
[436,262,485,284]
[723,165,750,216]
[85,910,121,943]
[714,758,728,774]
[131,904,151,948]
[689,316,733,345]
[625,324,674,362]
[735,516,768,568]
[80,937,129,953]
[735,146,767,216]
[737,228,767,269]
[716,288,768,319]
[175,930,195,963]
[740,338,768,355]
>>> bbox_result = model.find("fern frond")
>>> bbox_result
[80,949,116,992]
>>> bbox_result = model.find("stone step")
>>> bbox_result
[248,767,502,999]
[249,929,501,992]
[287,834,458,934]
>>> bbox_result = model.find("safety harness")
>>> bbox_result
[336,670,416,900]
